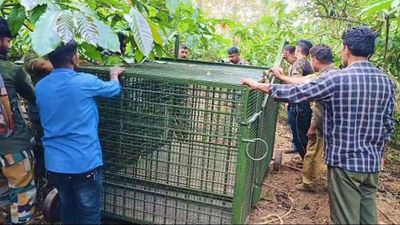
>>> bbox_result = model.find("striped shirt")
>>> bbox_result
[270,61,396,172]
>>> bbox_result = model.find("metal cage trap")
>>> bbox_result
[79,47,284,224]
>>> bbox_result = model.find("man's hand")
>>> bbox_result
[270,67,285,80]
[240,78,260,90]
[307,125,317,139]
[110,67,125,81]
[240,78,271,93]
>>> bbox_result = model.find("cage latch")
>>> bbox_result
[242,138,269,161]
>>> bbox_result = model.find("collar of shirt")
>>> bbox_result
[51,68,77,77]
[347,60,370,68]
[319,64,335,74]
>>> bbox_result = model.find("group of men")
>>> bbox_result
[276,41,333,193]
[242,26,396,224]
[0,14,396,225]
[178,44,247,65]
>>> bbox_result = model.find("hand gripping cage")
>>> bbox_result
[79,46,284,224]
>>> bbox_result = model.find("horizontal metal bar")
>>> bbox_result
[104,180,234,209]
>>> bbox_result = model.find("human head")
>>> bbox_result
[47,40,79,69]
[228,47,240,64]
[341,26,376,67]
[0,18,13,56]
[178,44,189,59]
[309,44,333,72]
[282,45,296,64]
[24,52,54,85]
[295,39,313,58]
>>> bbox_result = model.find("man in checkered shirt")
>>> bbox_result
[241,26,396,224]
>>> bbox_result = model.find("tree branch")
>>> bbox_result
[317,15,365,25]
[383,15,390,69]
[23,23,33,32]
[315,0,330,15]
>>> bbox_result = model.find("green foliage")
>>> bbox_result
[8,5,25,36]
[31,9,60,56]
[1,0,209,62]
[125,8,153,58]
[166,0,179,15]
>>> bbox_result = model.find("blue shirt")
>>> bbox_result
[270,61,396,173]
[36,68,121,173]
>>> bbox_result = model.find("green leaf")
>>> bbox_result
[104,55,123,66]
[0,0,4,7]
[74,12,98,45]
[74,3,98,18]
[95,20,120,53]
[20,0,49,11]
[29,5,47,24]
[392,0,400,9]
[8,5,26,36]
[96,0,126,8]
[56,10,75,44]
[149,22,163,46]
[31,9,61,56]
[124,8,154,57]
[359,0,392,16]
[166,0,179,14]
[80,42,103,62]
[134,49,145,63]
[154,44,163,58]
[181,0,193,5]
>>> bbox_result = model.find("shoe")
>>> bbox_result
[295,183,315,192]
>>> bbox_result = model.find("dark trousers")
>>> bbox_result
[328,166,379,224]
[287,103,312,159]
[48,167,103,225]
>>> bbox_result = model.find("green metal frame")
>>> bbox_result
[78,41,286,225]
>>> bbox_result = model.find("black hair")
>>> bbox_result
[228,47,240,55]
[283,45,296,54]
[179,44,188,50]
[296,39,313,56]
[47,40,78,68]
[342,26,376,57]
[309,44,333,64]
[0,18,12,39]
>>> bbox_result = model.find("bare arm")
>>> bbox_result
[270,67,312,84]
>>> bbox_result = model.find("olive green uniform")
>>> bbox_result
[0,54,36,224]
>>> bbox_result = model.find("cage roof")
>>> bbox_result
[80,60,268,87]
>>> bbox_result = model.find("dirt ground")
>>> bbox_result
[248,119,400,224]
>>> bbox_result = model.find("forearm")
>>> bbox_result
[255,82,272,93]
[278,75,310,85]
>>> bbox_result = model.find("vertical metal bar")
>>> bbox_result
[232,88,250,224]
[223,88,234,196]
[174,33,180,60]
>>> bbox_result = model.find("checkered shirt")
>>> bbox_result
[270,61,396,172]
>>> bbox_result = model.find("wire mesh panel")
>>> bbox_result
[79,60,279,224]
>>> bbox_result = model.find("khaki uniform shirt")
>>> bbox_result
[289,58,313,77]
[309,64,336,137]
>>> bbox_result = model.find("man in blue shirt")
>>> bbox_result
[241,27,396,224]
[36,40,125,224]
